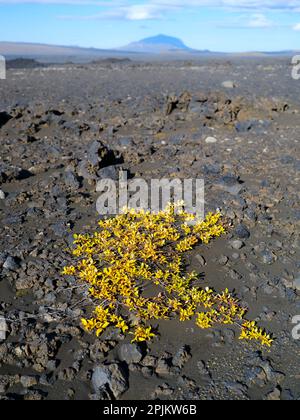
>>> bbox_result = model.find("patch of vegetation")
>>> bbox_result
[63,204,273,347]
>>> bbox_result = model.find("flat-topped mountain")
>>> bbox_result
[121,34,199,53]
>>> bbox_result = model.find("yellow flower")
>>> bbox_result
[239,321,274,347]
[131,326,156,343]
[179,306,195,321]
[62,266,76,275]
[115,318,129,334]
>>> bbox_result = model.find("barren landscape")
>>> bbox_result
[0,57,300,400]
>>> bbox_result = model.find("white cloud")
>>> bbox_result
[217,12,276,29]
[0,0,126,4]
[293,22,300,30]
[1,0,300,8]
[3,0,300,23]
[247,13,273,27]
[121,5,169,20]
[152,0,300,9]
[60,4,174,20]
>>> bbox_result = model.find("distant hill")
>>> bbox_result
[0,41,140,63]
[6,58,45,69]
[262,50,300,56]
[0,38,215,62]
[121,34,205,54]
[0,40,298,63]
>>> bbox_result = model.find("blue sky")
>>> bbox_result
[0,1,299,52]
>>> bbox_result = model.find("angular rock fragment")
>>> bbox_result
[92,363,129,399]
[118,343,143,365]
[0,112,12,129]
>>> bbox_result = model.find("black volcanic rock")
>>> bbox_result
[6,58,45,69]
[0,111,12,128]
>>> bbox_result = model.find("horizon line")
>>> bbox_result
[0,39,299,55]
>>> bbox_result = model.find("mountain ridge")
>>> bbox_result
[0,39,298,63]
[121,34,199,53]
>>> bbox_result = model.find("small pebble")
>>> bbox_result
[222,80,236,89]
[230,240,245,250]
[205,136,217,144]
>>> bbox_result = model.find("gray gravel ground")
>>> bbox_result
[0,57,299,400]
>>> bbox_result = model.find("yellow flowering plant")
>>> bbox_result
[62,203,273,347]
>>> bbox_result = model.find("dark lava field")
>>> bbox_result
[0,58,299,400]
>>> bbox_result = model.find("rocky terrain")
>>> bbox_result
[0,58,299,400]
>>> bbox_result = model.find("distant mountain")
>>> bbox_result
[121,34,202,54]
[262,50,300,56]
[0,40,298,63]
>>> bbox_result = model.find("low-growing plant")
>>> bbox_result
[63,203,273,347]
